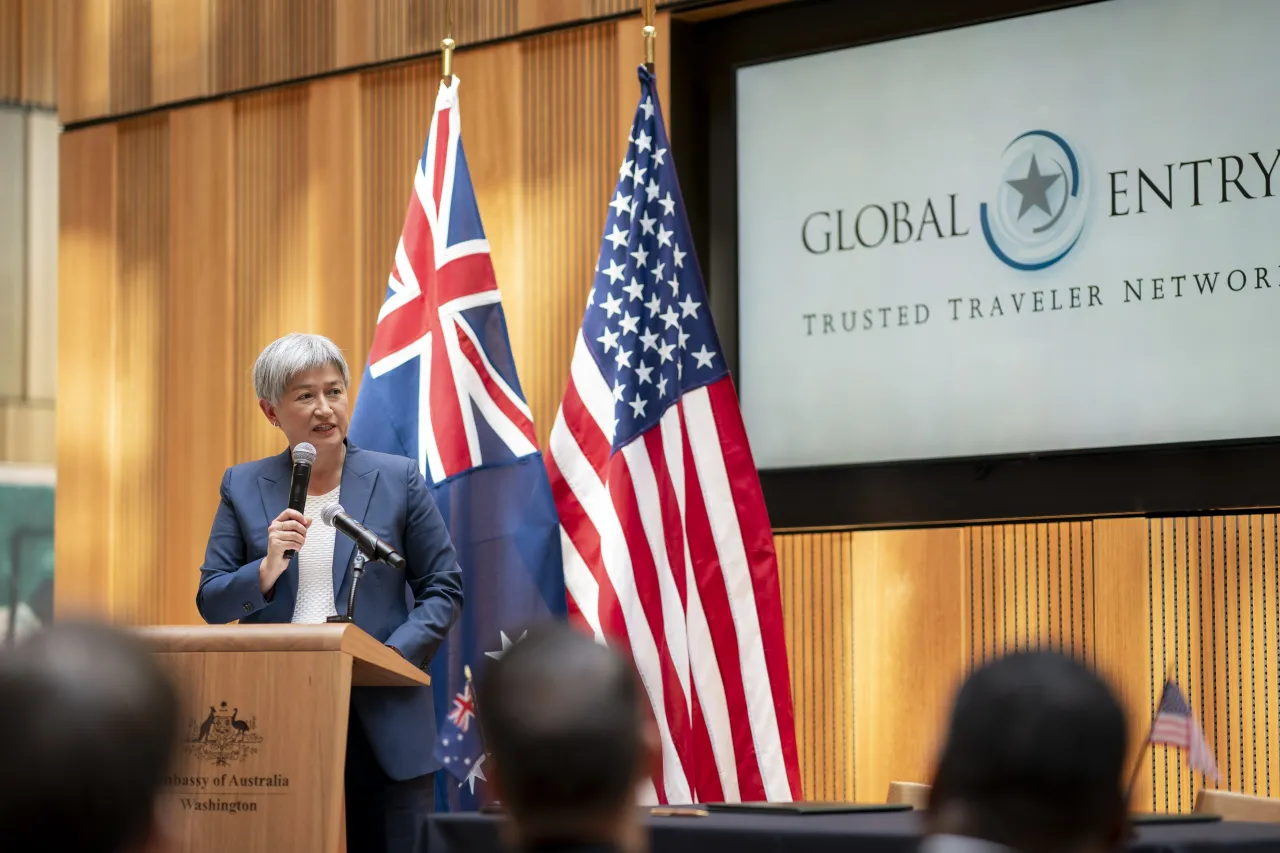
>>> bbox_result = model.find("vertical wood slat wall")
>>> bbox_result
[0,0,56,106]
[1144,516,1280,812]
[773,518,1280,812]
[55,6,1279,815]
[56,20,645,617]
[53,0,725,126]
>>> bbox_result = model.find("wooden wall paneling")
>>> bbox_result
[612,11,671,156]
[370,0,517,69]
[213,0,333,96]
[112,115,169,625]
[963,521,1095,667]
[591,0,644,15]
[0,0,18,100]
[517,0,683,33]
[453,0,519,51]
[516,0,588,32]
[233,87,311,463]
[55,123,118,616]
[164,100,235,626]
[1091,517,1153,809]
[52,0,782,123]
[19,0,56,105]
[852,527,965,803]
[775,531,854,801]
[1258,515,1279,801]
[334,0,376,69]
[454,43,528,400]
[109,0,152,117]
[1259,514,1279,800]
[673,0,802,22]
[520,23,618,448]
[369,0,426,68]
[2,0,56,106]
[1195,516,1229,812]
[149,0,211,106]
[57,0,111,124]
[305,75,365,378]
[1151,513,1280,811]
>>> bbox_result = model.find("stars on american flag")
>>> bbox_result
[579,103,724,451]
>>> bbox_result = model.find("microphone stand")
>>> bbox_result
[326,550,367,624]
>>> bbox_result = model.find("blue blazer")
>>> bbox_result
[196,443,464,781]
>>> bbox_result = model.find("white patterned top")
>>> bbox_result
[290,485,341,624]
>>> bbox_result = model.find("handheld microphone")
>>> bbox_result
[321,503,406,571]
[282,442,316,560]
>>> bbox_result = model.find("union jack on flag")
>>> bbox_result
[359,79,538,483]
[349,75,567,811]
[447,682,477,732]
[437,678,487,793]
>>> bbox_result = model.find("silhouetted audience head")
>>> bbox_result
[477,623,658,852]
[926,651,1130,853]
[0,620,180,853]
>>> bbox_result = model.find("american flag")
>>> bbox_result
[546,66,802,805]
[1150,680,1219,781]
[348,75,566,811]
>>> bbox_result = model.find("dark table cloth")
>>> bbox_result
[428,809,1280,853]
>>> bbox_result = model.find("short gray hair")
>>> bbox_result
[253,333,351,403]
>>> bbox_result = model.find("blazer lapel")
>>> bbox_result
[332,445,379,602]
[256,449,293,532]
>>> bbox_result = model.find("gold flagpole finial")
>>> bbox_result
[464,664,473,683]
[442,0,456,84]
[642,0,656,72]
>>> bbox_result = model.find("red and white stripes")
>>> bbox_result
[548,337,802,804]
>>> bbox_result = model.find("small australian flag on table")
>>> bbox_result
[436,669,487,795]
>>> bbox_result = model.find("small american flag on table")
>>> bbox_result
[1150,680,1219,781]
[546,66,802,805]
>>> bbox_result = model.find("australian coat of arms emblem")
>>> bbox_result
[183,701,263,765]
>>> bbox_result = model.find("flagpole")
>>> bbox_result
[642,0,656,74]
[441,0,455,85]
[1125,723,1155,808]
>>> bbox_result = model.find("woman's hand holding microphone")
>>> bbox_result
[258,508,311,594]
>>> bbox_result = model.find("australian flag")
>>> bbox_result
[436,675,487,796]
[348,75,566,810]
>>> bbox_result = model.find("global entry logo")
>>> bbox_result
[799,126,1276,278]
[980,130,1087,270]
[795,118,1280,337]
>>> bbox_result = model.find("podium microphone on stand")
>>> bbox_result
[321,503,406,623]
[282,442,316,560]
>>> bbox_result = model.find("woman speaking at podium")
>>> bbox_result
[196,333,464,853]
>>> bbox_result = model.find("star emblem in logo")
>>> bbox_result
[980,129,1085,271]
[1006,154,1062,220]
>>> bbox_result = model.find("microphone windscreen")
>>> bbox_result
[292,442,317,465]
[321,503,344,527]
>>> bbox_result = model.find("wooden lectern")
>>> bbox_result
[136,623,432,853]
